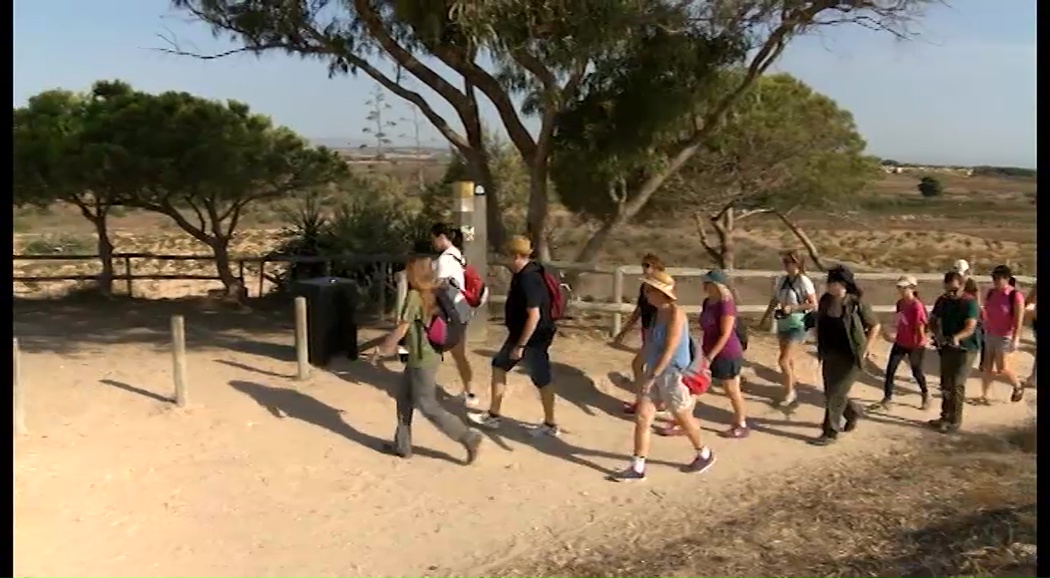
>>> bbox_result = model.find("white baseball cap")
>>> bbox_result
[952,259,971,274]
[896,275,918,288]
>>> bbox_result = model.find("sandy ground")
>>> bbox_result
[13,307,1036,577]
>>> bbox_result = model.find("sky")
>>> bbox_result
[13,0,1037,168]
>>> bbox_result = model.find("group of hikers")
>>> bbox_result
[372,224,1037,481]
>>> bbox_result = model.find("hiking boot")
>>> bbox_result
[610,466,646,483]
[462,430,483,465]
[808,434,837,446]
[1011,385,1025,403]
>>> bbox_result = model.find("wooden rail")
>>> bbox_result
[15,252,1035,337]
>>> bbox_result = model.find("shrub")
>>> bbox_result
[918,175,944,198]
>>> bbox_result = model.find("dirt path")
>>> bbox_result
[13,328,1035,577]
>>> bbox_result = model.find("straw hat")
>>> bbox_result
[640,270,677,300]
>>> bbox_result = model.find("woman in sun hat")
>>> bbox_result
[871,275,930,411]
[612,270,715,482]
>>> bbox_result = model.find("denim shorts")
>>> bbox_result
[777,327,808,343]
[492,337,553,387]
[710,356,743,382]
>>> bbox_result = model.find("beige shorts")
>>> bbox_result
[642,371,695,414]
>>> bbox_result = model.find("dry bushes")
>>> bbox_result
[506,425,1036,578]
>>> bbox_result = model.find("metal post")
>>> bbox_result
[294,297,310,380]
[453,181,489,342]
[612,266,624,337]
[171,316,188,407]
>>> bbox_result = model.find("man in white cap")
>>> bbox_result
[953,258,985,370]
[953,259,970,276]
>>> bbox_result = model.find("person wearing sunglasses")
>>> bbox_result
[759,250,817,407]
[613,253,667,415]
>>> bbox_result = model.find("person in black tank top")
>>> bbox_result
[612,254,666,415]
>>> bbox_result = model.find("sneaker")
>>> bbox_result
[610,466,646,482]
[622,401,638,415]
[776,389,798,407]
[843,412,861,433]
[926,418,945,429]
[719,423,750,439]
[462,393,480,409]
[683,450,716,474]
[529,422,561,438]
[462,430,483,465]
[1011,385,1025,403]
[919,395,931,411]
[868,398,892,412]
[467,412,503,430]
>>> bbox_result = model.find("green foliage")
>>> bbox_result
[21,234,93,256]
[421,130,530,221]
[972,166,1037,179]
[918,175,944,198]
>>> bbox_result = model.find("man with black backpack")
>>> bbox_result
[470,236,562,438]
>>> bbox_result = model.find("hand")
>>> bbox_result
[510,346,524,361]
[1011,336,1021,352]
[635,377,655,396]
[949,335,960,347]
[611,331,626,346]
[781,304,794,315]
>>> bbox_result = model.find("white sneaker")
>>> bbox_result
[468,412,502,430]
[529,423,561,438]
[461,393,480,409]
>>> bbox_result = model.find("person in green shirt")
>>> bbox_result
[928,270,980,433]
[377,255,484,462]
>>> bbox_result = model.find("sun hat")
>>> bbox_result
[952,259,971,275]
[896,275,918,288]
[640,270,677,301]
[701,269,730,286]
[502,235,532,258]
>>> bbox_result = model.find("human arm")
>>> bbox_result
[858,302,881,358]
[1012,290,1025,345]
[950,299,980,345]
[379,292,418,355]
[614,304,642,343]
[915,302,929,345]
[786,276,818,315]
[514,271,546,353]
[1025,283,1037,311]
[647,306,686,379]
[759,276,781,327]
[705,301,736,360]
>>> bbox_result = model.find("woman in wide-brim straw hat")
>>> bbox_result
[612,270,715,482]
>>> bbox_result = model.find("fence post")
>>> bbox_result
[294,296,310,380]
[123,256,133,297]
[394,271,408,322]
[170,316,188,407]
[768,275,778,334]
[374,264,387,322]
[454,180,489,342]
[14,338,26,435]
[258,260,266,298]
[611,266,625,337]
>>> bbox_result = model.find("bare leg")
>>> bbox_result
[670,404,703,450]
[777,337,797,398]
[489,368,508,416]
[449,340,474,396]
[632,397,656,459]
[722,376,748,426]
[630,352,645,384]
[539,385,557,425]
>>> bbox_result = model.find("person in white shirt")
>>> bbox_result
[759,250,818,407]
[431,223,478,407]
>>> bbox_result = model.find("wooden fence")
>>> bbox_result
[14,252,1036,337]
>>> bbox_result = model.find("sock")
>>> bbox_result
[697,446,711,460]
[630,456,646,473]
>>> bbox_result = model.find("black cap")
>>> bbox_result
[991,264,1013,279]
[826,265,855,286]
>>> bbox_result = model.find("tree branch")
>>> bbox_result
[693,212,725,265]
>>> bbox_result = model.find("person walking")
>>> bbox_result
[978,265,1026,404]
[953,259,986,370]
[431,223,479,407]
[611,271,715,482]
[870,275,930,411]
[928,270,980,433]
[1024,282,1037,389]
[759,250,817,407]
[699,269,750,438]
[612,253,665,415]
[803,265,881,446]
[470,236,560,437]
[375,254,484,462]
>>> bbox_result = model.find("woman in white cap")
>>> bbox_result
[611,270,715,482]
[954,259,986,370]
[871,275,930,410]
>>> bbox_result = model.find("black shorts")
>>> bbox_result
[491,337,554,388]
[710,356,743,381]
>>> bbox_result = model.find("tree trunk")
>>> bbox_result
[526,168,551,262]
[772,210,829,272]
[209,235,241,295]
[717,208,736,270]
[93,215,115,296]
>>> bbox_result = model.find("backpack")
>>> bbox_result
[681,334,712,396]
[422,288,466,353]
[702,297,748,351]
[540,264,568,321]
[451,255,489,309]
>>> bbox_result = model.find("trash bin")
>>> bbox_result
[290,276,359,366]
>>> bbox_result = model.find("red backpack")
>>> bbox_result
[540,265,568,321]
[452,256,488,308]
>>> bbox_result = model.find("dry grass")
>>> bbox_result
[501,424,1037,578]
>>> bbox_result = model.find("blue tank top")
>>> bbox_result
[644,313,692,374]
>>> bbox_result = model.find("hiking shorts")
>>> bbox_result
[643,371,694,414]
[984,334,1016,358]
[710,356,743,383]
[492,338,553,388]
[777,327,808,343]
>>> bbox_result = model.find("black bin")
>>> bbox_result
[291,276,359,366]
